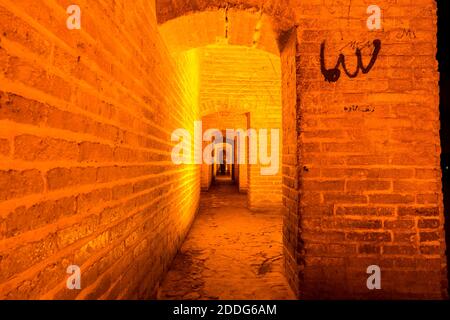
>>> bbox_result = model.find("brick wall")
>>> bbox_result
[199,44,283,210]
[157,0,448,299]
[280,28,302,297]
[0,0,446,300]
[0,0,200,299]
[293,0,446,299]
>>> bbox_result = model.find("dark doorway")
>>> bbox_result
[437,0,450,297]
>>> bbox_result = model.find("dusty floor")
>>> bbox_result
[157,175,295,300]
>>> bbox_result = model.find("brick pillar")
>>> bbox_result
[290,0,447,299]
[280,27,303,297]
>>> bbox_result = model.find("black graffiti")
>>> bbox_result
[344,105,375,113]
[320,39,381,82]
[339,40,373,52]
[396,28,416,40]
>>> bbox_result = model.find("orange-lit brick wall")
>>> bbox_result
[157,0,447,299]
[0,0,200,299]
[280,28,301,298]
[201,112,248,192]
[199,44,282,210]
[292,0,446,299]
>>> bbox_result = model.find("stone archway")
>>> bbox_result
[156,0,447,300]
[156,2,301,296]
[155,0,297,34]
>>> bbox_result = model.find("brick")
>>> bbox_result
[0,138,10,156]
[415,168,440,179]
[301,205,333,217]
[321,168,370,178]
[394,258,417,269]
[336,218,382,230]
[14,135,79,161]
[384,219,415,230]
[77,188,112,213]
[358,244,381,255]
[323,193,367,204]
[46,167,97,190]
[303,180,344,191]
[303,130,346,139]
[420,245,441,255]
[300,192,321,205]
[369,194,415,204]
[306,243,357,256]
[394,181,440,193]
[303,143,320,152]
[417,193,439,204]
[0,92,47,125]
[346,232,391,242]
[418,219,440,229]
[112,183,134,200]
[383,245,417,255]
[302,231,346,242]
[367,168,414,179]
[336,206,395,216]
[419,232,440,242]
[79,142,114,162]
[398,207,440,217]
[393,232,417,243]
[392,152,438,166]
[4,197,77,238]
[322,143,367,153]
[346,180,391,192]
[346,155,389,166]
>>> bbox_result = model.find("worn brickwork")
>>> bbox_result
[157,0,447,299]
[198,44,282,209]
[294,0,446,299]
[280,29,302,297]
[0,0,446,300]
[201,112,248,192]
[0,0,200,299]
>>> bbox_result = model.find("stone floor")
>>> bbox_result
[157,176,295,300]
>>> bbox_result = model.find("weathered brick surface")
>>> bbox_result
[201,112,248,192]
[157,0,448,299]
[293,0,446,299]
[198,44,282,209]
[0,0,199,299]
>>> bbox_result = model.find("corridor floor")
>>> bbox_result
[157,176,295,300]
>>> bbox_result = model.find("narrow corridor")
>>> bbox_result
[157,177,295,300]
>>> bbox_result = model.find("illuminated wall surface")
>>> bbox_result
[0,0,448,299]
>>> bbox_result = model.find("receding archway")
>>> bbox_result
[156,4,300,298]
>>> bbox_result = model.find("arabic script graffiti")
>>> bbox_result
[320,39,382,82]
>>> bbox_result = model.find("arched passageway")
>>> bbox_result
[156,8,291,298]
[158,165,295,300]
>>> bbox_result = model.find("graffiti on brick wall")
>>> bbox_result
[320,39,382,83]
[344,105,375,113]
[339,40,373,52]
[396,28,416,40]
